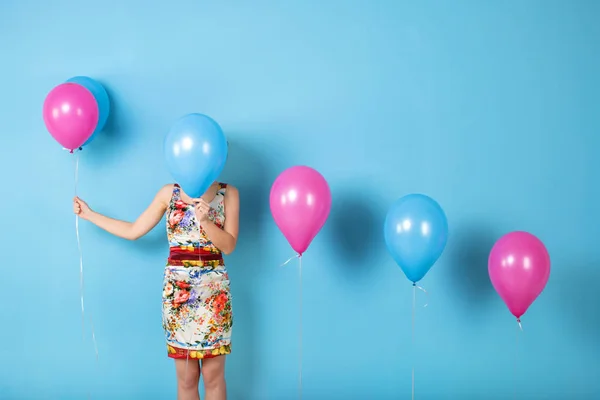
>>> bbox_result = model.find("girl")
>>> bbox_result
[74,181,239,400]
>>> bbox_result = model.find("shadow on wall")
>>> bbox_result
[218,134,282,398]
[443,221,499,317]
[327,181,388,282]
[82,81,139,168]
[559,258,600,353]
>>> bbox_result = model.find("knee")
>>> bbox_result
[178,369,200,391]
[202,366,225,391]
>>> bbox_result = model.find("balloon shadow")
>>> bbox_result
[559,259,600,351]
[82,82,136,167]
[327,183,387,280]
[93,82,119,140]
[444,222,498,315]
[220,135,278,256]
[217,134,282,398]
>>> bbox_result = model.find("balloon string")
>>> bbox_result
[411,284,416,400]
[414,283,428,308]
[514,318,521,400]
[279,253,302,399]
[298,255,303,400]
[75,153,99,360]
[184,308,194,399]
[180,232,205,398]
[75,152,98,399]
[280,253,300,267]
[411,282,428,400]
[75,153,84,340]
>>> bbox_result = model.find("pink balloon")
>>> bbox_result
[488,231,550,320]
[43,83,99,151]
[270,166,332,255]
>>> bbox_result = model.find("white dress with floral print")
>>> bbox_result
[162,183,232,360]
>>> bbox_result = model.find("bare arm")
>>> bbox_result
[74,185,172,240]
[195,185,240,255]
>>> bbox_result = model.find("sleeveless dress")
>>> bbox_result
[162,183,233,359]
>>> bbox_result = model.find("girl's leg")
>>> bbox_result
[202,356,227,400]
[175,359,201,400]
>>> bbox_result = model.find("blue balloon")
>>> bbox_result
[164,114,228,198]
[66,76,110,147]
[384,194,448,283]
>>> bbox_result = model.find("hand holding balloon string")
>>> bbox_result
[193,198,211,224]
[73,197,93,220]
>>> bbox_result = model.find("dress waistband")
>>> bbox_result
[167,246,224,267]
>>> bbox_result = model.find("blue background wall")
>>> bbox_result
[1,1,599,399]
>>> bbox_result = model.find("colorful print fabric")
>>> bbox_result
[162,183,232,359]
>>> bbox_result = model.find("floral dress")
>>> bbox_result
[162,183,232,360]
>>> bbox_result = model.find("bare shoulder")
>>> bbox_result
[156,184,176,204]
[224,184,239,200]
[223,185,239,221]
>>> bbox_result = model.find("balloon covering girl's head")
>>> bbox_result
[164,113,228,198]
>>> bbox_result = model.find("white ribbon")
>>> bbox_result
[411,282,428,400]
[74,153,99,361]
[298,255,303,400]
[280,253,300,267]
[280,253,303,400]
[514,318,522,399]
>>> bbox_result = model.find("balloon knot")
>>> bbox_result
[412,282,416,287]
[79,147,83,151]
[69,149,74,154]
